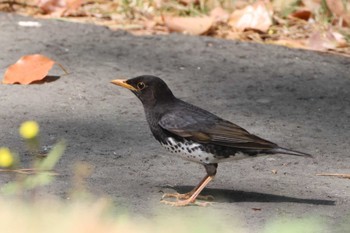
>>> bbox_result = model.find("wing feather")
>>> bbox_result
[159,110,276,150]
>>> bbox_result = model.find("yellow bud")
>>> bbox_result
[19,121,39,139]
[0,147,14,167]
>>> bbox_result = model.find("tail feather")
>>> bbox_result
[271,147,313,158]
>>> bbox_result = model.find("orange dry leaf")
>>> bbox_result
[163,16,213,35]
[3,54,55,85]
[290,9,312,21]
[229,0,273,32]
[65,0,82,15]
[38,0,82,16]
[38,0,65,14]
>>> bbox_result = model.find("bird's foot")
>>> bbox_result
[162,192,214,201]
[160,199,211,207]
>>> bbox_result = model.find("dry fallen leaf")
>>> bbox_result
[229,0,273,32]
[38,0,65,14]
[3,54,55,85]
[38,0,82,16]
[290,9,312,21]
[65,0,82,16]
[325,0,350,25]
[308,29,347,51]
[163,16,213,35]
[210,7,230,23]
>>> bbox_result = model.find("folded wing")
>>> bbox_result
[159,109,277,150]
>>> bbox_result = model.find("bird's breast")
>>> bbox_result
[160,137,256,164]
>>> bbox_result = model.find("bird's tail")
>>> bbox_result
[271,147,313,158]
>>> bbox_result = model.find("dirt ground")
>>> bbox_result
[0,13,349,232]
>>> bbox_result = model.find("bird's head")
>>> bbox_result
[111,75,175,106]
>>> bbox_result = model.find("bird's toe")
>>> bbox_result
[160,199,210,207]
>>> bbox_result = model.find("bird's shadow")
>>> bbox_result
[161,185,335,206]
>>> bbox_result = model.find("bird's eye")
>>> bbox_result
[137,82,146,90]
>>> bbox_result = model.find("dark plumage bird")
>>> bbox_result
[111,75,312,207]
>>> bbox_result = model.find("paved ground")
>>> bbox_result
[0,13,349,232]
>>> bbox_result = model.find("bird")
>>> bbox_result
[111,75,312,207]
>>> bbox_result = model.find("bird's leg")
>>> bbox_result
[160,175,214,207]
[161,175,214,201]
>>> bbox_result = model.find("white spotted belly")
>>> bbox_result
[160,137,251,164]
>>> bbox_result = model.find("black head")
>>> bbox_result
[111,75,175,106]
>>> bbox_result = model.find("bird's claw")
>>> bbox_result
[162,192,214,201]
[160,199,211,207]
[161,191,214,207]
[197,194,214,201]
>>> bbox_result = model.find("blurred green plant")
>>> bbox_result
[264,217,327,233]
[0,121,65,196]
[0,196,345,233]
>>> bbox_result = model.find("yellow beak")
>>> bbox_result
[111,79,137,92]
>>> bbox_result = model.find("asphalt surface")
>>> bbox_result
[0,12,349,232]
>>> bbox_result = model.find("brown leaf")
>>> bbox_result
[210,7,230,23]
[163,16,213,35]
[290,9,312,21]
[37,0,82,16]
[308,29,347,51]
[64,0,82,16]
[229,0,273,32]
[37,0,65,14]
[3,54,55,85]
[325,0,344,16]
[325,0,350,25]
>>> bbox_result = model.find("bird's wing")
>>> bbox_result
[159,110,277,150]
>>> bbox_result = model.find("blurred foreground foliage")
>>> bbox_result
[0,196,339,233]
[0,121,346,233]
[0,121,65,196]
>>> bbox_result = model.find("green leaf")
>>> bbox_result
[1,182,22,195]
[23,173,54,189]
[38,140,66,171]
